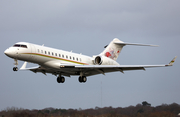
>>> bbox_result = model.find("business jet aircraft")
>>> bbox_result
[4,38,176,83]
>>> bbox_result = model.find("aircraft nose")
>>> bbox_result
[4,48,14,57]
[4,49,9,55]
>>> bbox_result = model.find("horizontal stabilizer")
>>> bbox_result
[114,42,159,47]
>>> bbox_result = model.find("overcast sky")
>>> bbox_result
[0,0,180,110]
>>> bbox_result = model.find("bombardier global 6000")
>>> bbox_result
[4,38,176,83]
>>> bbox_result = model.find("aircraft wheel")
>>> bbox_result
[79,76,87,83]
[61,77,65,83]
[57,77,61,83]
[79,76,83,83]
[13,67,18,71]
[82,76,87,83]
[57,77,65,83]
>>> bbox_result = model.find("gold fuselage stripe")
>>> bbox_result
[22,53,89,65]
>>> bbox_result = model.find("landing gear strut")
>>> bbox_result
[57,76,65,83]
[13,59,18,71]
[79,76,87,83]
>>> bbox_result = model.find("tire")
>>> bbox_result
[61,77,65,83]
[13,67,18,71]
[57,77,61,83]
[79,76,83,83]
[82,76,87,83]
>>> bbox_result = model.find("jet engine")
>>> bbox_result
[94,56,103,65]
[93,56,119,65]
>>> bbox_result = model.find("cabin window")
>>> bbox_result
[62,55,64,58]
[38,49,40,53]
[70,56,72,59]
[52,52,54,56]
[45,51,47,54]
[73,57,75,60]
[66,55,68,59]
[59,54,61,57]
[77,58,78,61]
[55,53,57,56]
[48,52,50,55]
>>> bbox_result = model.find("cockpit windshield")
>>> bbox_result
[13,44,27,48]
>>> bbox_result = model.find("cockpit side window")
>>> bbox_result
[21,45,27,48]
[13,44,20,47]
[13,44,27,48]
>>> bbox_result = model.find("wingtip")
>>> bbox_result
[20,61,27,70]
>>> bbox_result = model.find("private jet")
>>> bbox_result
[4,38,176,83]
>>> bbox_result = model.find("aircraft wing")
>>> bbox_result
[20,62,49,75]
[72,64,166,75]
[60,56,177,76]
[59,65,165,76]
[19,61,76,77]
[20,56,176,77]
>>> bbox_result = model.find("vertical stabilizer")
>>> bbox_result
[100,38,125,61]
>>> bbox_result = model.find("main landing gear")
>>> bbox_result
[79,76,87,83]
[57,76,65,83]
[13,59,18,71]
[56,76,87,83]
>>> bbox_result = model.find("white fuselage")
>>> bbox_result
[4,42,119,70]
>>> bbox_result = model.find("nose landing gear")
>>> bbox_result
[13,59,18,71]
[13,67,18,71]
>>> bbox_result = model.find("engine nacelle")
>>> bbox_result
[94,56,103,65]
[93,56,119,65]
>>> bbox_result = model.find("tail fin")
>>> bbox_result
[100,38,125,61]
[100,38,158,61]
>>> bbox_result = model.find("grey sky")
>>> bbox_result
[0,0,180,110]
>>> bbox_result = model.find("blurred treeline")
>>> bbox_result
[0,102,180,117]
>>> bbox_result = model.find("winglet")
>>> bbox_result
[167,56,177,66]
[20,61,40,71]
[20,61,27,70]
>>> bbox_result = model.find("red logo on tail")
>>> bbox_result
[105,52,111,57]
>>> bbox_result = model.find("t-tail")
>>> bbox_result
[100,38,158,61]
[100,38,124,61]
